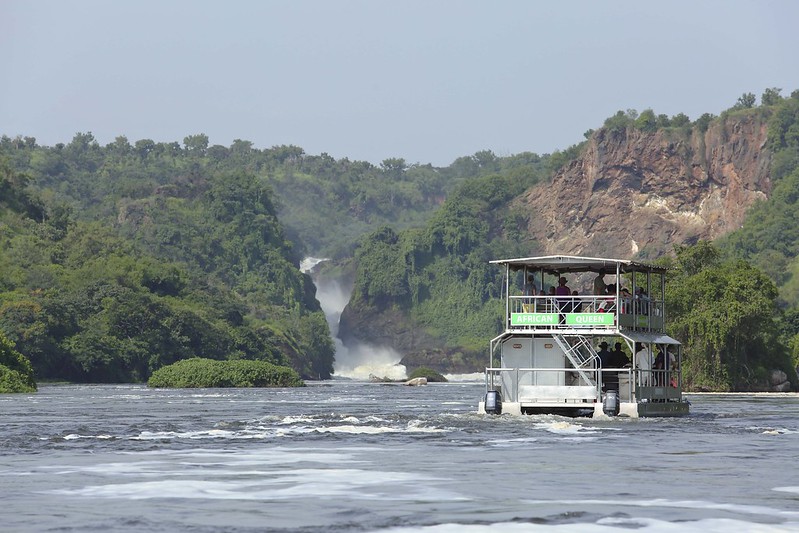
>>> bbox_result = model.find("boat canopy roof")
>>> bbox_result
[489,255,669,275]
[621,331,681,346]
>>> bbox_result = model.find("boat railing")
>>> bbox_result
[507,295,664,331]
[636,368,684,402]
[485,366,682,405]
[485,366,601,403]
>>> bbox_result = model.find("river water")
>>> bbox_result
[2,383,799,532]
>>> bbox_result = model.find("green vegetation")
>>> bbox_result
[602,108,714,136]
[0,132,546,384]
[0,331,36,393]
[716,89,799,374]
[148,358,304,388]
[349,156,557,357]
[348,94,799,389]
[0,139,334,382]
[664,242,794,391]
[3,88,799,391]
[407,366,447,383]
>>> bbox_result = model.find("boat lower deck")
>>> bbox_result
[479,398,690,418]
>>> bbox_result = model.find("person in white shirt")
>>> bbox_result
[635,343,653,386]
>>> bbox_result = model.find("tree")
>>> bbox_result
[670,113,691,127]
[603,110,633,133]
[0,331,37,393]
[134,139,156,158]
[668,242,793,391]
[736,92,756,109]
[762,87,783,107]
[380,157,407,179]
[634,109,657,132]
[183,133,209,154]
[693,113,716,134]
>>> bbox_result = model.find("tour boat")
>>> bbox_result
[479,255,689,417]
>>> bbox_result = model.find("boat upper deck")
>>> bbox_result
[493,254,668,335]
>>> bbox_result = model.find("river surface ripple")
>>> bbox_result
[2,383,799,532]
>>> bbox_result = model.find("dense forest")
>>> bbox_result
[0,143,335,383]
[0,127,557,386]
[2,88,799,391]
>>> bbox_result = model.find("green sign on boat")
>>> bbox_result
[510,313,558,325]
[510,313,614,326]
[566,313,614,326]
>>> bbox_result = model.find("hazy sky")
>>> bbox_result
[2,1,798,166]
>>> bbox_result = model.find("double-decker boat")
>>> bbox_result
[478,255,689,417]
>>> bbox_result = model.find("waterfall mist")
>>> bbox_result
[302,258,407,380]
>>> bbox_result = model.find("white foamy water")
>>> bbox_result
[302,257,407,380]
[3,384,799,532]
[443,372,485,382]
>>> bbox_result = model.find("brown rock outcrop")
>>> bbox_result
[521,114,772,259]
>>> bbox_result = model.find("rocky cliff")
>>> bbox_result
[521,114,772,259]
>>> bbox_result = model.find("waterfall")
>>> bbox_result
[301,257,407,380]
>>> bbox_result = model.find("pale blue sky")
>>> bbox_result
[2,0,797,166]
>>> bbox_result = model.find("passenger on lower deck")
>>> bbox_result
[635,343,653,386]
[610,342,630,367]
[597,341,617,391]
[654,347,677,386]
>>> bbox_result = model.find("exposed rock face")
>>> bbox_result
[339,299,440,353]
[339,299,486,372]
[521,115,772,259]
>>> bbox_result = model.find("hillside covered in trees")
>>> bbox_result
[343,88,799,391]
[0,145,334,382]
[0,132,547,385]
[2,87,799,391]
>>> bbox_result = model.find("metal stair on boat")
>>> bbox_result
[552,334,599,385]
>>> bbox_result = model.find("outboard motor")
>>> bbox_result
[484,390,502,415]
[602,390,620,416]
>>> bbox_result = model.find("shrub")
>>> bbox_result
[408,366,447,383]
[0,331,36,393]
[147,358,304,388]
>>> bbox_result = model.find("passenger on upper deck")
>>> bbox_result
[619,287,632,313]
[555,276,571,296]
[571,290,582,312]
[524,274,535,296]
[635,287,650,315]
[593,269,607,295]
[546,287,556,312]
[555,277,571,319]
[597,284,616,313]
